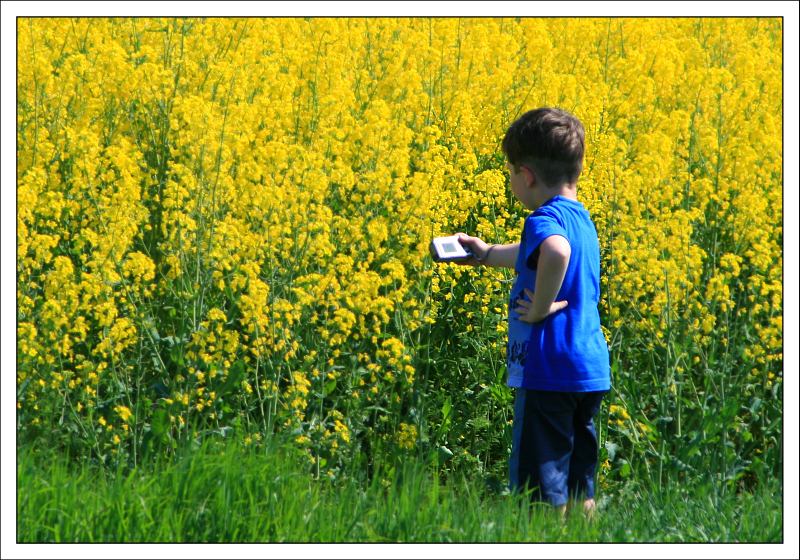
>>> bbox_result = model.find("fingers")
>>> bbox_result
[457,233,482,248]
[514,297,568,323]
[516,290,533,308]
[456,233,474,250]
[451,255,480,267]
[554,300,569,312]
[513,307,529,319]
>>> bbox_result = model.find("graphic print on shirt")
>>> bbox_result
[506,280,533,386]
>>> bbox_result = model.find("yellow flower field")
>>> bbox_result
[17,18,782,482]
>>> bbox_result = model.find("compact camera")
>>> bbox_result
[430,235,473,262]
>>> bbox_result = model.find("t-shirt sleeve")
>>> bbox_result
[523,212,569,270]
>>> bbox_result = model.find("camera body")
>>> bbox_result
[430,235,473,262]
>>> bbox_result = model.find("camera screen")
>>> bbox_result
[442,242,458,254]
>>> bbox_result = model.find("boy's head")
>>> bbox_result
[501,107,585,188]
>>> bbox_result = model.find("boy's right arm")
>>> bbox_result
[455,233,519,269]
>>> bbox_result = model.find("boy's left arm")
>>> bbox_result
[514,235,570,323]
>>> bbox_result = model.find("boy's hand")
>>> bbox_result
[454,233,490,266]
[514,288,568,323]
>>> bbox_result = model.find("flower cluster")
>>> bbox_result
[17,18,781,476]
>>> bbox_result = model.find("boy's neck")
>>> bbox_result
[532,183,578,210]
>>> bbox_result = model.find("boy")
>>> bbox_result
[455,107,610,516]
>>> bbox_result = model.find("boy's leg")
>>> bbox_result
[518,390,576,508]
[509,388,540,498]
[567,390,607,505]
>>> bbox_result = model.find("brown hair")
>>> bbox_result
[501,107,585,187]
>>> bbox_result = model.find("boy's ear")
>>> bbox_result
[522,165,536,188]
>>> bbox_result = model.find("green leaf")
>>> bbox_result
[324,379,337,397]
[441,399,452,421]
[151,408,169,441]
[605,440,618,461]
[169,345,184,367]
[222,360,246,393]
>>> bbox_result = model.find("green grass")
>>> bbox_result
[17,439,782,543]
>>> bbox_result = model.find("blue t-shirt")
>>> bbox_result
[506,195,610,392]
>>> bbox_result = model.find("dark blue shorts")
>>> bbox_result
[509,388,607,507]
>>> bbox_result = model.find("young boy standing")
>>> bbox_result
[456,107,610,515]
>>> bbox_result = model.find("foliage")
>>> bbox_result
[17,18,782,491]
[16,440,782,543]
